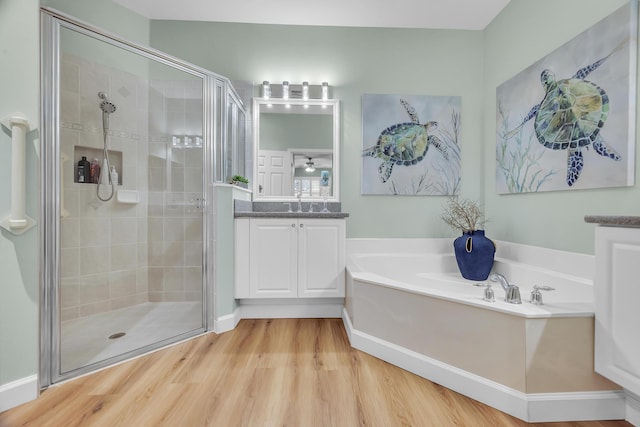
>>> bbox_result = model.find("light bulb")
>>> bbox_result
[321,82,329,101]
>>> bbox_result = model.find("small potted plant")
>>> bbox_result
[230,175,249,188]
[441,197,495,281]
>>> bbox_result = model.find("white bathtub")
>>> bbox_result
[348,251,594,318]
[343,238,623,423]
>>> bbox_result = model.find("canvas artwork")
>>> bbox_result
[361,93,461,195]
[496,1,637,194]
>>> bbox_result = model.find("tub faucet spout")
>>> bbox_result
[489,273,521,304]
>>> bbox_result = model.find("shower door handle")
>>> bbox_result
[190,198,205,209]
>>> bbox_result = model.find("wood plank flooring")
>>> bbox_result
[0,319,633,427]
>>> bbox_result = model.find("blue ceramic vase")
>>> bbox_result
[453,230,495,281]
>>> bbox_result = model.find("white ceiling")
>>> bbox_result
[112,0,511,30]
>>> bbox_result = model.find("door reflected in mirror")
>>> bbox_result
[253,99,340,201]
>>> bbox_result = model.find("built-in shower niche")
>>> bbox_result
[73,145,123,185]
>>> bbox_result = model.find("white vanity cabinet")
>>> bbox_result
[235,217,346,299]
[594,224,640,396]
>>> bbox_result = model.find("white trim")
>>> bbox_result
[214,308,241,334]
[239,299,343,319]
[626,390,640,426]
[0,375,38,412]
[527,391,626,422]
[343,315,626,423]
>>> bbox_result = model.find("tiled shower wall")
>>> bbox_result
[147,80,203,303]
[59,54,203,321]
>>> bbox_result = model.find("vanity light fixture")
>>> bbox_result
[171,135,203,148]
[305,157,316,172]
[257,81,331,100]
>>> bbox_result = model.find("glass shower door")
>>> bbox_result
[47,18,208,383]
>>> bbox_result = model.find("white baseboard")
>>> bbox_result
[341,309,625,423]
[213,308,241,334]
[239,299,343,319]
[626,390,640,426]
[0,375,38,412]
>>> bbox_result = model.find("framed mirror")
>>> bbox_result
[253,98,340,201]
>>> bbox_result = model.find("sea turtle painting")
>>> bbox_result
[363,99,449,183]
[505,48,622,187]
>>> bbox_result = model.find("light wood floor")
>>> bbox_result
[0,319,632,427]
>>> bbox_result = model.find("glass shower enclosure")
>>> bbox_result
[40,10,244,386]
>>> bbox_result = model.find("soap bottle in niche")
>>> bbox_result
[110,165,118,185]
[77,156,90,183]
[90,158,100,183]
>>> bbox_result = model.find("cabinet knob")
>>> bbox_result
[291,223,295,228]
[300,223,304,228]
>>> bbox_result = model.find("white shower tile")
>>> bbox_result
[184,167,202,193]
[60,277,80,309]
[162,267,184,292]
[111,244,138,271]
[184,218,203,242]
[184,267,203,292]
[164,218,185,242]
[60,218,80,248]
[184,242,202,267]
[61,248,80,278]
[109,270,137,298]
[111,217,137,244]
[185,146,202,168]
[163,241,185,267]
[79,273,110,305]
[147,267,163,292]
[80,246,111,275]
[111,295,137,311]
[80,217,111,246]
[79,300,110,317]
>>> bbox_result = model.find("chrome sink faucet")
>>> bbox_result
[489,273,521,304]
[296,192,303,213]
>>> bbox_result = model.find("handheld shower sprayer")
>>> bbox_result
[96,92,118,202]
[98,92,116,132]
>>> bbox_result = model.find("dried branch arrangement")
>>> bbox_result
[441,197,484,234]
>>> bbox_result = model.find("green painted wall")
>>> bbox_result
[483,0,634,253]
[150,22,486,240]
[151,2,638,253]
[214,186,238,317]
[0,0,40,387]
[41,0,149,45]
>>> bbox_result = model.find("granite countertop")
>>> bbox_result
[234,200,349,219]
[234,211,349,219]
[584,215,640,227]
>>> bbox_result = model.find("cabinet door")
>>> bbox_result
[594,226,640,396]
[298,219,345,298]
[249,218,297,298]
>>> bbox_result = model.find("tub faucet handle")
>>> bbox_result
[474,283,495,302]
[529,285,555,305]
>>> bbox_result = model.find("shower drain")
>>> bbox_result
[108,332,126,340]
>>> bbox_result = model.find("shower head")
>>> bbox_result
[98,92,117,114]
[98,92,116,132]
[100,100,117,114]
